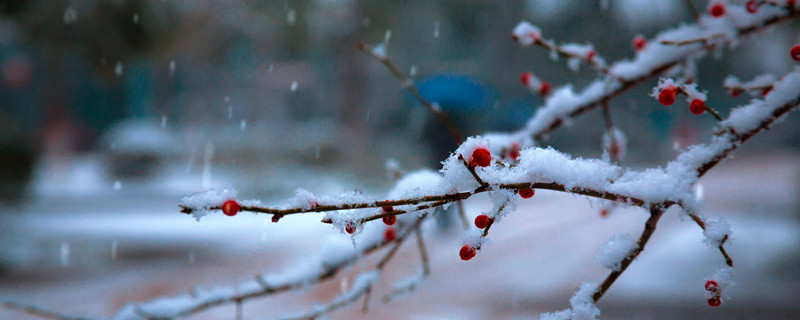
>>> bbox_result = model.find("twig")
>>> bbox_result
[660,33,725,46]
[529,11,797,140]
[592,206,664,303]
[415,226,431,276]
[601,101,620,164]
[358,43,463,145]
[458,154,488,187]
[687,213,734,267]
[683,0,700,20]
[456,200,469,229]
[290,216,426,320]
[1,301,89,320]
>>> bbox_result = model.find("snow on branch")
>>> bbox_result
[498,8,797,150]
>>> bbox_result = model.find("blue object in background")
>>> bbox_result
[416,74,489,111]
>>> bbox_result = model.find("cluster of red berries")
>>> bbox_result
[656,85,707,115]
[705,280,722,307]
[520,72,551,96]
[469,147,492,167]
[381,206,396,225]
[729,85,774,98]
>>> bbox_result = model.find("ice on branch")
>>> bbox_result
[540,283,600,320]
[512,21,540,46]
[702,217,731,247]
[178,188,237,220]
[596,233,637,271]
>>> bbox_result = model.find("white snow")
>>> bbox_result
[702,217,731,247]
[596,233,637,271]
[178,188,238,220]
[540,282,600,320]
[723,67,800,133]
[512,21,541,47]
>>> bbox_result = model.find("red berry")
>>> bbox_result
[271,214,283,223]
[382,215,396,226]
[586,50,596,61]
[600,209,608,218]
[709,2,726,18]
[791,44,800,61]
[469,148,492,167]
[745,1,760,13]
[730,89,741,98]
[707,297,721,307]
[382,206,393,213]
[520,72,533,86]
[705,280,719,292]
[690,99,706,115]
[508,143,520,161]
[459,244,476,261]
[658,86,677,106]
[789,0,798,9]
[633,35,646,51]
[474,214,490,229]
[539,81,551,96]
[762,86,772,97]
[383,227,396,242]
[221,200,240,217]
[345,222,357,234]
[519,188,535,199]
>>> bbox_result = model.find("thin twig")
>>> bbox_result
[531,11,796,141]
[593,206,664,303]
[683,0,700,21]
[458,154,488,187]
[358,43,463,145]
[456,200,469,229]
[415,226,431,276]
[687,213,734,267]
[1,301,89,320]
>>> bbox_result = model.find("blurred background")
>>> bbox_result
[0,0,798,319]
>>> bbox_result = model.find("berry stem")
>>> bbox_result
[705,105,724,121]
[458,154,489,187]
